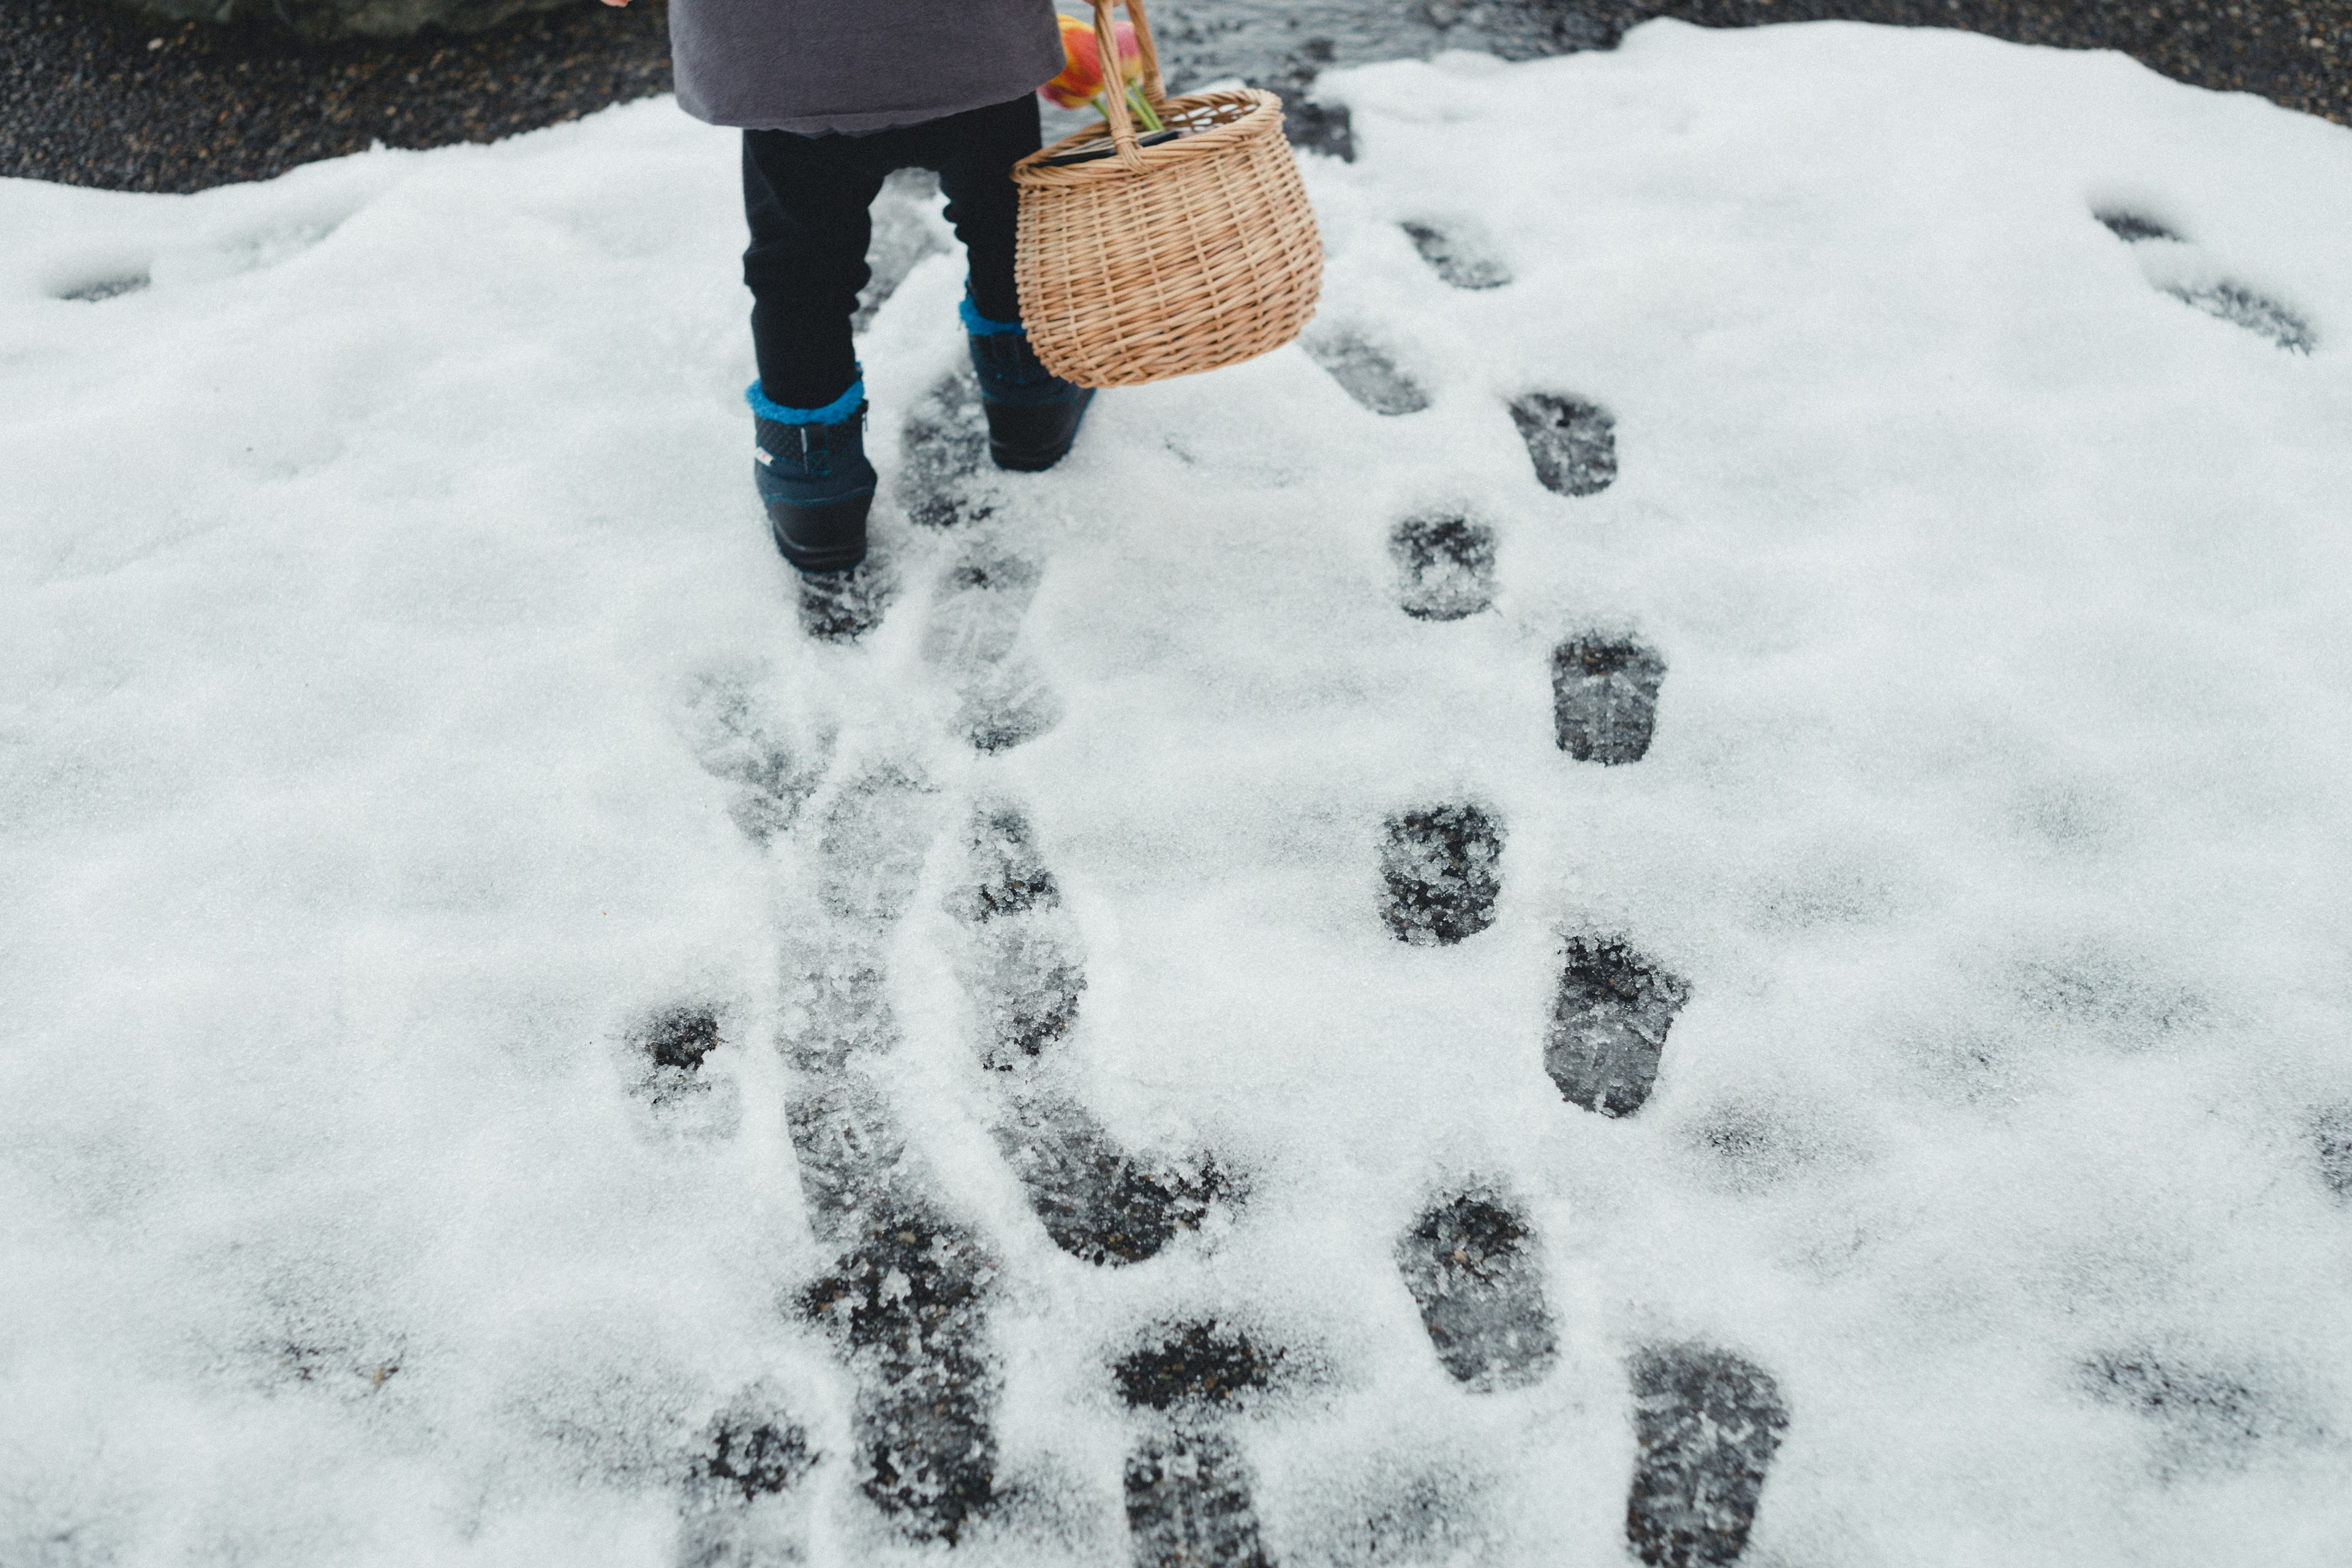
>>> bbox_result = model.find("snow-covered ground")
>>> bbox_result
[7,17,2352,1568]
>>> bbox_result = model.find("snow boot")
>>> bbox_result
[963,299,1095,473]
[748,380,876,575]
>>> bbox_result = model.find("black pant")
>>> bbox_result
[742,96,1042,410]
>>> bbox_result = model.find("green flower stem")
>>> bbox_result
[1092,86,1166,136]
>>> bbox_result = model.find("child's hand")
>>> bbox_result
[598,0,628,8]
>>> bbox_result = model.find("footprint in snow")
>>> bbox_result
[780,949,921,1238]
[676,1385,815,1567]
[1547,935,1691,1118]
[1252,40,1355,164]
[2077,1351,2313,1477]
[1390,513,1496,621]
[2094,209,2182,244]
[773,767,1003,1542]
[624,1003,742,1141]
[783,768,940,1233]
[950,805,1230,1265]
[678,670,830,846]
[54,270,149,302]
[1552,635,1665,764]
[2164,281,2316,355]
[898,367,997,530]
[1398,1193,1558,1390]
[1511,393,1617,497]
[1115,1323,1287,1568]
[995,1099,1229,1267]
[2312,1105,2352,1200]
[1304,324,1432,416]
[948,804,1087,1070]
[1624,1346,1788,1568]
[797,557,895,644]
[924,551,1062,754]
[803,1213,1001,1544]
[815,763,940,927]
[1125,1429,1276,1568]
[2094,208,2316,355]
[1401,218,1512,290]
[1381,803,1504,947]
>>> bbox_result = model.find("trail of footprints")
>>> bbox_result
[2095,206,2316,354]
[1355,232,1779,1567]
[653,207,1833,1566]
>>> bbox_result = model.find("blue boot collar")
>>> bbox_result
[746,378,865,425]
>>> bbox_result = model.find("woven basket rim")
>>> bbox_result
[1011,88,1285,190]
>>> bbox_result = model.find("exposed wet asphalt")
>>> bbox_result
[1,0,2345,193]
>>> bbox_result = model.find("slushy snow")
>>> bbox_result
[6,17,2352,1567]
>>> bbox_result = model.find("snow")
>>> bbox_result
[6,16,2352,1567]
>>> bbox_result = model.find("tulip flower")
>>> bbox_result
[1041,11,1164,133]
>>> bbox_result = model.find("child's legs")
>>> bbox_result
[741,130,889,409]
[913,96,1043,325]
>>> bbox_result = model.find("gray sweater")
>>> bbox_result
[669,0,1066,135]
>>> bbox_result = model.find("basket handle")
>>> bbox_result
[1091,0,1168,173]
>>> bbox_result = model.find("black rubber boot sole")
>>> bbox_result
[985,390,1096,473]
[767,491,871,575]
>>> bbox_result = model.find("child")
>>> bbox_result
[606,0,1096,575]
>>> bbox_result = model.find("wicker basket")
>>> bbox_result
[1011,0,1323,389]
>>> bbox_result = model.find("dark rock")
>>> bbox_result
[1625,1345,1788,1568]
[804,1216,999,1543]
[1551,635,1664,764]
[1390,515,1497,621]
[1511,393,1617,497]
[1547,936,1691,1117]
[1397,1193,1558,1390]
[1401,219,1512,289]
[1304,327,1431,416]
[1380,804,1504,947]
[1115,1321,1284,1414]
[2163,280,2316,353]
[1126,1428,1276,1568]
